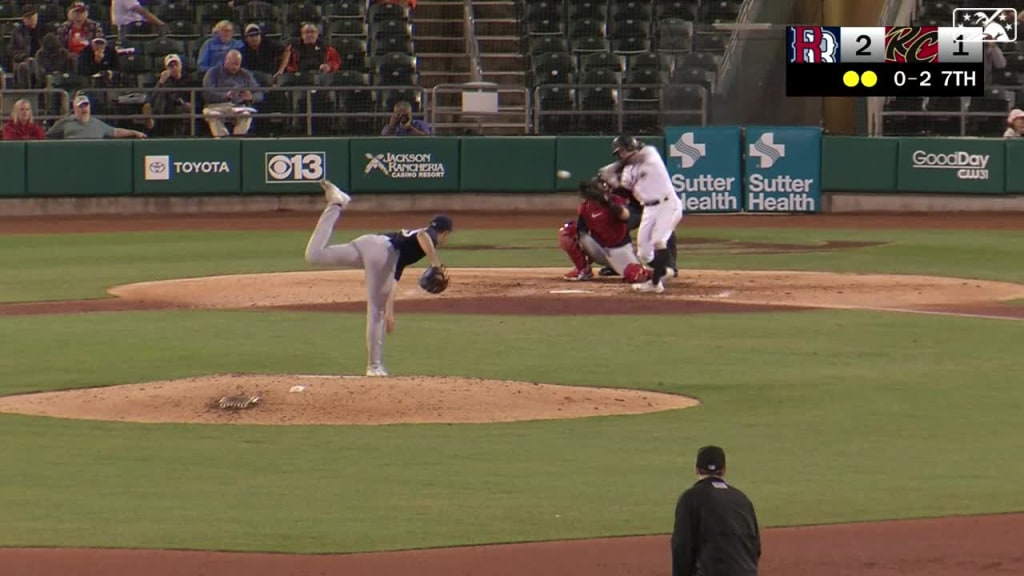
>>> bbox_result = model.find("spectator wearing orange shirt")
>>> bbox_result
[285,22,341,83]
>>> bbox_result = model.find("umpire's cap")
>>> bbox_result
[696,445,726,474]
[611,134,643,156]
[429,214,453,232]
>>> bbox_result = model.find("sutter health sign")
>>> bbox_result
[743,126,821,213]
[664,126,742,213]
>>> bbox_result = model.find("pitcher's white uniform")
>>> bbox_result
[601,146,682,264]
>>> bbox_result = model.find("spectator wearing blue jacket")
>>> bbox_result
[202,50,262,137]
[197,20,243,73]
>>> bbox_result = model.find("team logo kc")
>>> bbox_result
[265,152,325,182]
[787,26,840,63]
[669,132,706,169]
[953,7,1018,42]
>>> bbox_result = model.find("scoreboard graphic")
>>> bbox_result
[786,26,985,97]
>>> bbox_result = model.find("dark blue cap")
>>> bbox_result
[429,214,453,232]
[696,445,726,474]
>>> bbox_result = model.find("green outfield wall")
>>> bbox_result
[2,135,1020,209]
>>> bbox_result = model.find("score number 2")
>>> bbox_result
[856,34,871,56]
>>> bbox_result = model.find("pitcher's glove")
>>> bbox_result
[419,265,449,294]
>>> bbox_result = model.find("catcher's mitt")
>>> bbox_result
[419,265,449,294]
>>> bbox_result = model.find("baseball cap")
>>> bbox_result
[695,445,726,474]
[429,214,453,232]
[73,93,90,107]
[164,53,182,67]
[71,2,87,11]
[22,4,38,17]
[1008,109,1024,124]
[92,36,106,45]
[244,23,262,36]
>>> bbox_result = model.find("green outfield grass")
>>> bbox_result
[0,224,1022,553]
[1,227,1023,303]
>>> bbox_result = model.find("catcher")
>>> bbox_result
[558,178,652,284]
[305,180,452,377]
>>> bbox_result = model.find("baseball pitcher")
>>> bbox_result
[599,135,682,293]
[304,180,452,377]
[558,178,652,284]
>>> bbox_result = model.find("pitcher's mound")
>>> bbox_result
[0,374,699,426]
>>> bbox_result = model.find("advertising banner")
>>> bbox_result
[664,126,742,212]
[744,126,822,213]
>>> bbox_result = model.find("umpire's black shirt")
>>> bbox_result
[671,476,761,576]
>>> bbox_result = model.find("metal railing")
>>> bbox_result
[463,0,485,84]
[429,83,531,134]
[2,84,429,137]
[0,88,72,122]
[874,97,1013,137]
[532,83,709,135]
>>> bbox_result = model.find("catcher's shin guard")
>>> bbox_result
[558,221,589,270]
[667,232,678,270]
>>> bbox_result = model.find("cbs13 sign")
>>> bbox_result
[265,152,326,183]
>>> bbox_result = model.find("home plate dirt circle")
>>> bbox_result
[0,374,699,426]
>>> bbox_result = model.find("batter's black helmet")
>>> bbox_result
[611,134,643,156]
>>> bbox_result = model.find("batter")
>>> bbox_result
[304,180,453,376]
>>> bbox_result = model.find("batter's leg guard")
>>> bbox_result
[558,221,589,271]
[622,263,652,284]
[649,248,670,285]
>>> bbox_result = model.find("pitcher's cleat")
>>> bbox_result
[320,179,351,207]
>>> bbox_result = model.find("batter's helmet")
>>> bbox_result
[611,134,643,156]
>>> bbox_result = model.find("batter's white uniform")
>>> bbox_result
[601,146,682,264]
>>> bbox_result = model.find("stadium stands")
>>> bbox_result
[880,0,1017,136]
[517,0,737,135]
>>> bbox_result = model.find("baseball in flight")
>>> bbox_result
[556,170,572,180]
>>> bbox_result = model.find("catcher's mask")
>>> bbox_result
[611,134,643,158]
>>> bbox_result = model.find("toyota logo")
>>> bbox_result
[148,161,167,173]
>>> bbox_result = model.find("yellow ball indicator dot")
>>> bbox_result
[861,70,878,88]
[843,70,860,87]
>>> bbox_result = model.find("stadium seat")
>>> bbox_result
[672,68,715,92]
[372,36,415,57]
[700,0,741,23]
[197,3,237,28]
[918,1,955,23]
[286,2,323,27]
[612,1,654,22]
[535,84,577,134]
[330,19,368,38]
[375,52,418,85]
[0,3,17,19]
[625,68,668,88]
[569,1,609,21]
[334,37,368,72]
[380,87,421,111]
[680,52,722,74]
[656,1,699,21]
[147,37,189,70]
[1005,52,1024,73]
[579,69,621,133]
[368,2,410,23]
[151,1,195,25]
[656,19,694,53]
[532,51,577,85]
[35,3,61,24]
[570,18,607,40]
[611,19,651,40]
[970,87,1014,111]
[330,70,376,134]
[573,36,611,54]
[325,1,367,20]
[581,51,625,73]
[526,1,564,24]
[629,52,674,73]
[613,37,651,55]
[529,36,570,56]
[166,21,202,39]
[374,19,413,41]
[527,18,566,37]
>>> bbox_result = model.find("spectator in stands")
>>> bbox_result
[77,37,118,85]
[1004,109,1024,138]
[284,22,341,83]
[202,49,262,138]
[3,99,47,141]
[381,100,431,136]
[142,53,194,136]
[983,38,1006,86]
[58,2,105,57]
[36,32,75,78]
[198,20,245,74]
[9,5,45,89]
[241,23,290,82]
[111,0,165,44]
[46,92,147,139]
